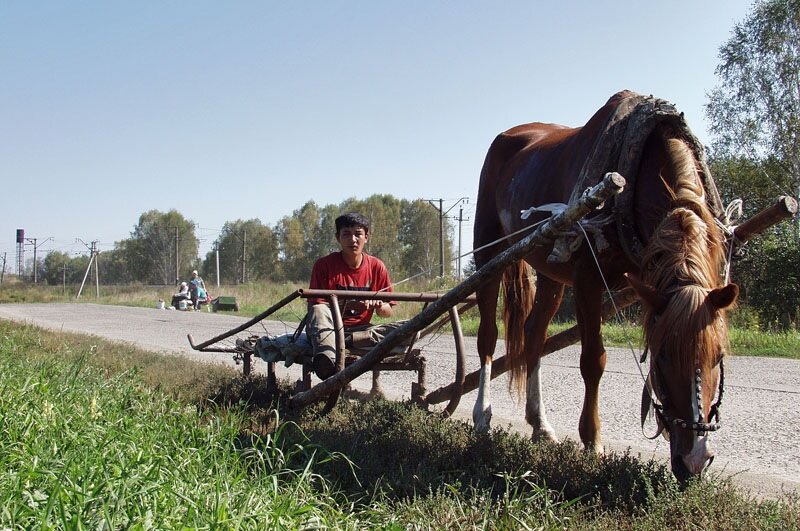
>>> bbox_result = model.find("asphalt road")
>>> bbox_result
[1,302,798,499]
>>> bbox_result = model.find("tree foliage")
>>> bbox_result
[126,210,198,285]
[400,199,449,280]
[205,219,278,285]
[37,195,460,291]
[706,0,800,202]
[706,0,800,327]
[275,201,338,283]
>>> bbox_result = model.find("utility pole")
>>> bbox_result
[456,206,470,280]
[61,263,68,295]
[25,236,53,283]
[76,239,99,299]
[425,197,469,277]
[214,243,220,288]
[241,229,247,284]
[175,226,180,285]
[0,252,6,284]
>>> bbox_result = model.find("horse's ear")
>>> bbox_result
[707,283,739,311]
[625,273,668,313]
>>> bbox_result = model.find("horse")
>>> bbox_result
[471,90,739,483]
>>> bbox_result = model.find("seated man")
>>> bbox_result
[171,282,191,309]
[307,212,401,379]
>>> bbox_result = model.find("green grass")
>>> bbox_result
[0,324,352,528]
[1,319,798,529]
[2,279,799,359]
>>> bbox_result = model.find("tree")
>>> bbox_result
[706,0,800,326]
[42,251,71,286]
[124,210,198,284]
[340,195,405,277]
[209,219,278,284]
[275,201,336,282]
[399,199,453,281]
[99,247,135,285]
[706,0,800,223]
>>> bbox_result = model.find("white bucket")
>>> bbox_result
[156,299,165,310]
[178,300,188,311]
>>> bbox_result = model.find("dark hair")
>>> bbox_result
[335,212,370,235]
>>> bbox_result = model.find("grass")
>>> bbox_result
[1,319,798,529]
[0,327,349,528]
[2,278,799,359]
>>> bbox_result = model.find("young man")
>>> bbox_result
[307,212,397,379]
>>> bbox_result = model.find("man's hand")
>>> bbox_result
[356,299,393,318]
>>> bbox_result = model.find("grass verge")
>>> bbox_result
[1,319,798,529]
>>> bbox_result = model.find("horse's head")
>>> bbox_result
[627,204,738,484]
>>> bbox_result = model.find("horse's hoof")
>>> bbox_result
[473,407,492,433]
[368,389,385,400]
[584,441,604,455]
[531,427,558,444]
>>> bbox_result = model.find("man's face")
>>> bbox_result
[336,225,368,257]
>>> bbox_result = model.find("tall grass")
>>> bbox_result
[0,324,358,528]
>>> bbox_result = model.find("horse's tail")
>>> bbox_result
[502,260,535,396]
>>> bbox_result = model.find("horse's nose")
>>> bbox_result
[682,440,715,475]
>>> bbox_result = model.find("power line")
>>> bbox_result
[424,197,469,277]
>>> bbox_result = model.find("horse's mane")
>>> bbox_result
[640,138,729,375]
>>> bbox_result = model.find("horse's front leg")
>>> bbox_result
[473,277,501,433]
[525,275,564,443]
[574,273,606,454]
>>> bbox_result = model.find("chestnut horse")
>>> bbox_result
[472,91,738,482]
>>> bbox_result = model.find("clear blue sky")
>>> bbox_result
[1,1,754,273]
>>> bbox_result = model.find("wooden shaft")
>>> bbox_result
[443,306,467,416]
[300,289,477,303]
[188,290,301,350]
[733,195,798,244]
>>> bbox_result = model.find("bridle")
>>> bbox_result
[642,344,725,438]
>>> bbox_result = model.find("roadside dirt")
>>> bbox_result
[1,302,798,500]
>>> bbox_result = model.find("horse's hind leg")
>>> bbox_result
[525,275,564,443]
[369,370,385,399]
[473,275,501,433]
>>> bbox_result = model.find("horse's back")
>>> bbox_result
[474,119,594,258]
[473,89,703,262]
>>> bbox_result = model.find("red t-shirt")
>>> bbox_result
[308,252,394,327]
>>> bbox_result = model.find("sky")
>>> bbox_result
[1,1,756,276]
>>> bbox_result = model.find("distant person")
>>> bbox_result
[171,282,191,309]
[306,212,403,379]
[189,270,207,310]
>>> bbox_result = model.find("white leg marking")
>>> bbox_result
[473,359,493,432]
[526,360,557,442]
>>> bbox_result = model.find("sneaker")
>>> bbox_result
[313,354,336,380]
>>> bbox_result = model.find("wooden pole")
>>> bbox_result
[732,195,797,244]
